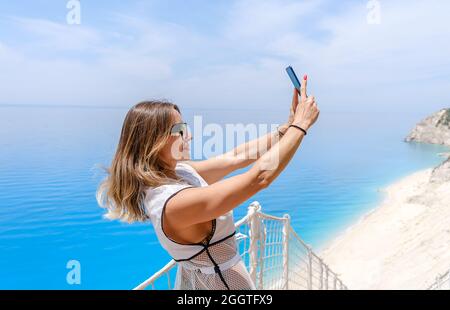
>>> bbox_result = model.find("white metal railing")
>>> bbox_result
[428,269,450,290]
[134,201,347,290]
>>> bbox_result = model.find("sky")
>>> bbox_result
[0,0,449,115]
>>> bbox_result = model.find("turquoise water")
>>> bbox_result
[0,105,448,289]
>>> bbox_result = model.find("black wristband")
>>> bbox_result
[289,124,307,136]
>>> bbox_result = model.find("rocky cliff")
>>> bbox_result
[405,108,450,146]
[430,156,450,183]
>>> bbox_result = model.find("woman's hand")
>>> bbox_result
[278,75,319,135]
[292,75,320,131]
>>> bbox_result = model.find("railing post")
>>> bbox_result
[307,247,313,290]
[333,274,337,290]
[282,214,290,290]
[325,266,329,290]
[248,201,261,288]
[258,218,266,289]
[167,273,171,289]
[319,260,323,290]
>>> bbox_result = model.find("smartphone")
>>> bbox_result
[285,66,301,94]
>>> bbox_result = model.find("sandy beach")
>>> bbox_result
[321,164,450,289]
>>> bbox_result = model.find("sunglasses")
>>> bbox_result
[170,122,188,139]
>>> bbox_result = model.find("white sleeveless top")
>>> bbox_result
[144,162,255,290]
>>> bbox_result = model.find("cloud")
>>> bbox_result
[10,16,101,52]
[217,0,450,112]
[267,1,450,80]
[0,0,449,115]
[168,0,450,113]
[0,16,177,106]
[224,0,322,41]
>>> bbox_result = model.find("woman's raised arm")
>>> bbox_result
[186,93,298,184]
[185,128,283,184]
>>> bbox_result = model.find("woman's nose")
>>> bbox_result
[185,131,192,142]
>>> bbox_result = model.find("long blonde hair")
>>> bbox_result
[97,101,183,223]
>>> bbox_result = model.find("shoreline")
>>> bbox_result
[319,160,450,289]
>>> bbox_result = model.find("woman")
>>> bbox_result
[97,75,319,290]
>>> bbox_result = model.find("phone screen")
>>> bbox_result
[286,66,301,93]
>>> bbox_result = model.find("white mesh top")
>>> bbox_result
[144,162,255,290]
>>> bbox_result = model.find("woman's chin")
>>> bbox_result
[176,152,190,161]
[182,153,191,160]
